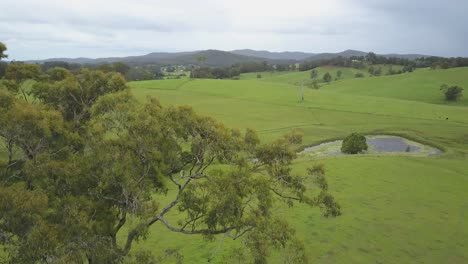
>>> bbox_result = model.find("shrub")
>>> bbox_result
[354,73,364,78]
[440,84,463,101]
[341,133,368,154]
[283,128,303,144]
[323,72,332,83]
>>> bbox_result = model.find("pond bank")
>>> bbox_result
[299,135,442,157]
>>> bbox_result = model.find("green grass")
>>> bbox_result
[117,157,468,264]
[127,68,468,261]
[289,156,468,263]
[2,66,466,263]
[326,67,468,106]
[101,67,468,262]
[240,66,368,85]
[130,74,468,152]
[7,66,468,263]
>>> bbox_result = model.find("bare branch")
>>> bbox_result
[270,187,301,201]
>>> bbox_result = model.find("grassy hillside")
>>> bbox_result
[240,66,367,84]
[127,67,468,263]
[240,65,402,85]
[326,67,468,106]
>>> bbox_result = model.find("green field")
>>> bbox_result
[127,67,468,263]
[240,66,368,85]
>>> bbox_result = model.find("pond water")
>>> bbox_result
[367,137,420,152]
[299,135,441,157]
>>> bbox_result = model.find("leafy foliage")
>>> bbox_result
[0,58,340,263]
[31,68,128,125]
[354,72,365,78]
[440,84,463,101]
[323,72,332,83]
[341,133,368,154]
[310,69,318,80]
[336,70,342,79]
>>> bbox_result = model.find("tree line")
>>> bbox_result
[0,59,169,82]
[189,61,297,79]
[299,52,468,72]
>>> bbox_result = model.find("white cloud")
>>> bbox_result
[0,0,466,60]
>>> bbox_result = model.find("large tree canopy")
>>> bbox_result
[0,62,340,263]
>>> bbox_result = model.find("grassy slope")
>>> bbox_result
[240,66,368,84]
[326,67,468,106]
[126,68,468,263]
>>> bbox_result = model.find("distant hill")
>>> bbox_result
[28,51,198,66]
[161,50,289,67]
[302,49,367,61]
[231,49,314,60]
[27,49,431,67]
[28,50,290,67]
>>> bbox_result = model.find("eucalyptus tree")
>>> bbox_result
[0,61,341,263]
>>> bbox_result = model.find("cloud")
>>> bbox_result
[0,0,466,60]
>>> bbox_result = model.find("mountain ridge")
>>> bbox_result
[27,49,431,67]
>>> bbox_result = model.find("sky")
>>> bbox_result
[1,0,467,60]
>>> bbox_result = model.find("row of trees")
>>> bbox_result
[190,66,241,79]
[0,59,166,82]
[0,42,340,263]
[298,54,397,71]
[190,61,298,80]
[417,57,468,69]
[310,70,341,84]
[299,52,468,72]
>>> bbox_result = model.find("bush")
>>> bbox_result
[283,128,303,144]
[341,133,368,154]
[323,72,332,83]
[440,84,463,101]
[354,73,364,78]
[307,80,319,89]
[405,145,411,152]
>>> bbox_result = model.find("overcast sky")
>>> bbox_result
[1,0,467,60]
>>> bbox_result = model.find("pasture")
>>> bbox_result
[125,67,468,263]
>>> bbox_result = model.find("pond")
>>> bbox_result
[299,135,441,157]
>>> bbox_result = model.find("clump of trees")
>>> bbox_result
[341,133,368,154]
[440,84,464,101]
[40,61,82,72]
[190,66,241,79]
[354,73,365,78]
[299,52,416,72]
[368,66,382,76]
[237,61,273,73]
[423,57,468,69]
[336,70,342,79]
[298,52,468,73]
[190,61,300,80]
[310,69,318,80]
[323,72,332,83]
[0,42,341,263]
